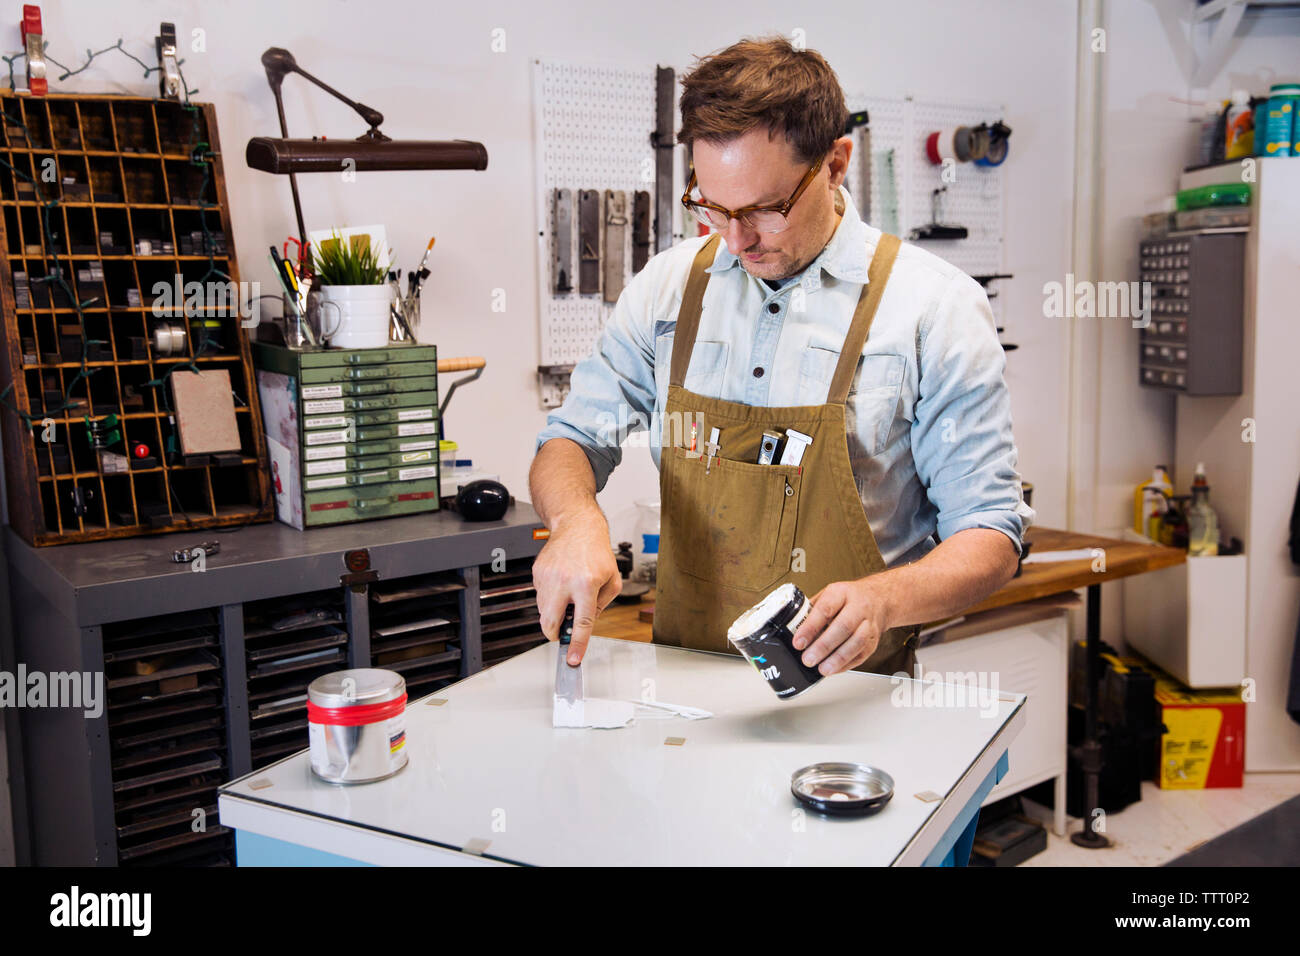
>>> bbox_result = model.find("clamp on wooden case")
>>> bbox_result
[21,5,47,96]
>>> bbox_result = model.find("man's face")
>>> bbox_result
[690,128,849,281]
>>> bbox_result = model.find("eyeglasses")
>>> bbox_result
[681,156,823,235]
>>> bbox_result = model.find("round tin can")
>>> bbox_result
[307,668,408,784]
[791,762,895,817]
[727,583,822,700]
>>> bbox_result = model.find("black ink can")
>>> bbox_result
[727,583,822,700]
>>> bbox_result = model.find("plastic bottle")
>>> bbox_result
[1187,463,1220,557]
[1198,100,1223,166]
[1225,90,1254,159]
[1263,82,1300,158]
[1134,465,1174,540]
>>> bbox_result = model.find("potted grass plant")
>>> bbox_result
[313,232,392,349]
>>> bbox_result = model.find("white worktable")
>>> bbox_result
[219,636,1024,866]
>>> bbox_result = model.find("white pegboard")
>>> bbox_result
[532,58,664,367]
[533,62,1008,367]
[844,93,1006,328]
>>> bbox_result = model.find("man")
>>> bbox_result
[530,36,1033,676]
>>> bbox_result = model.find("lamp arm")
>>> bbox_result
[261,47,387,136]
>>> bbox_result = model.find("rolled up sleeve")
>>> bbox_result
[910,272,1034,555]
[534,269,658,492]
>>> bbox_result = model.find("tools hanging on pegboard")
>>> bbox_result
[533,57,673,388]
[550,186,654,299]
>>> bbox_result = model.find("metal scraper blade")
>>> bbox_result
[553,609,584,727]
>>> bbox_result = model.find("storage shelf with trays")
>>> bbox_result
[0,91,271,545]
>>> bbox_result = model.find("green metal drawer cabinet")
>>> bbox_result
[254,343,441,528]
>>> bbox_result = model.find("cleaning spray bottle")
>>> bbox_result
[1134,465,1174,540]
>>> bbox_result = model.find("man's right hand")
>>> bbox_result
[532,509,622,666]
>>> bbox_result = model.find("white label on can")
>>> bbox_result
[388,712,406,766]
[305,459,347,476]
[397,407,434,421]
[398,465,438,481]
[789,598,812,631]
[397,422,438,436]
[308,721,327,775]
[304,398,346,414]
[304,415,351,429]
[306,475,348,490]
[301,384,343,399]
[305,445,347,460]
[400,451,433,463]
[399,440,438,452]
[306,428,351,445]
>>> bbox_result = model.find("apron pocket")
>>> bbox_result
[663,446,802,593]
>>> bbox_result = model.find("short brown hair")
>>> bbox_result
[678,36,848,164]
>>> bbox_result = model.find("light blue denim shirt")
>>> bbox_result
[536,186,1034,566]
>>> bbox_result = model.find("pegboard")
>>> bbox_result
[531,58,666,367]
[533,61,1007,369]
[844,93,1006,328]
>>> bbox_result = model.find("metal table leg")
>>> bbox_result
[1070,582,1110,848]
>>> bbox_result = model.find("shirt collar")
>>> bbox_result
[706,185,874,292]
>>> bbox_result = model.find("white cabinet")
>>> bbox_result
[916,604,1070,835]
[1122,554,1246,687]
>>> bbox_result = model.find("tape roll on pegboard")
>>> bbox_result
[925,127,977,165]
[975,135,1009,167]
[925,129,955,165]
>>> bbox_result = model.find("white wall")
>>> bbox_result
[11,0,1079,548]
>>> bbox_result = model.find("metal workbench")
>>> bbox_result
[219,636,1024,866]
[2,504,548,865]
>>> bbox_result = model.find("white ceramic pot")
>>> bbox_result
[319,284,393,349]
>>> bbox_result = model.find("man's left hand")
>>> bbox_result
[791,578,891,676]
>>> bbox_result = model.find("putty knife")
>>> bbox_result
[553,606,585,726]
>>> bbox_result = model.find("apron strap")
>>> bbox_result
[827,233,901,405]
[669,233,723,389]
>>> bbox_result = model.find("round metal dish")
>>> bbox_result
[791,762,895,817]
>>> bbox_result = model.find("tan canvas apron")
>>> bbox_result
[652,231,919,677]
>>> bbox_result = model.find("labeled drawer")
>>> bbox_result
[296,346,436,368]
[302,435,440,462]
[299,361,435,384]
[302,448,437,477]
[301,389,439,414]
[302,477,440,527]
[299,376,438,398]
[302,405,437,430]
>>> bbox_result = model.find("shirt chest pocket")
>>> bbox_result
[797,348,905,456]
[654,334,730,399]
